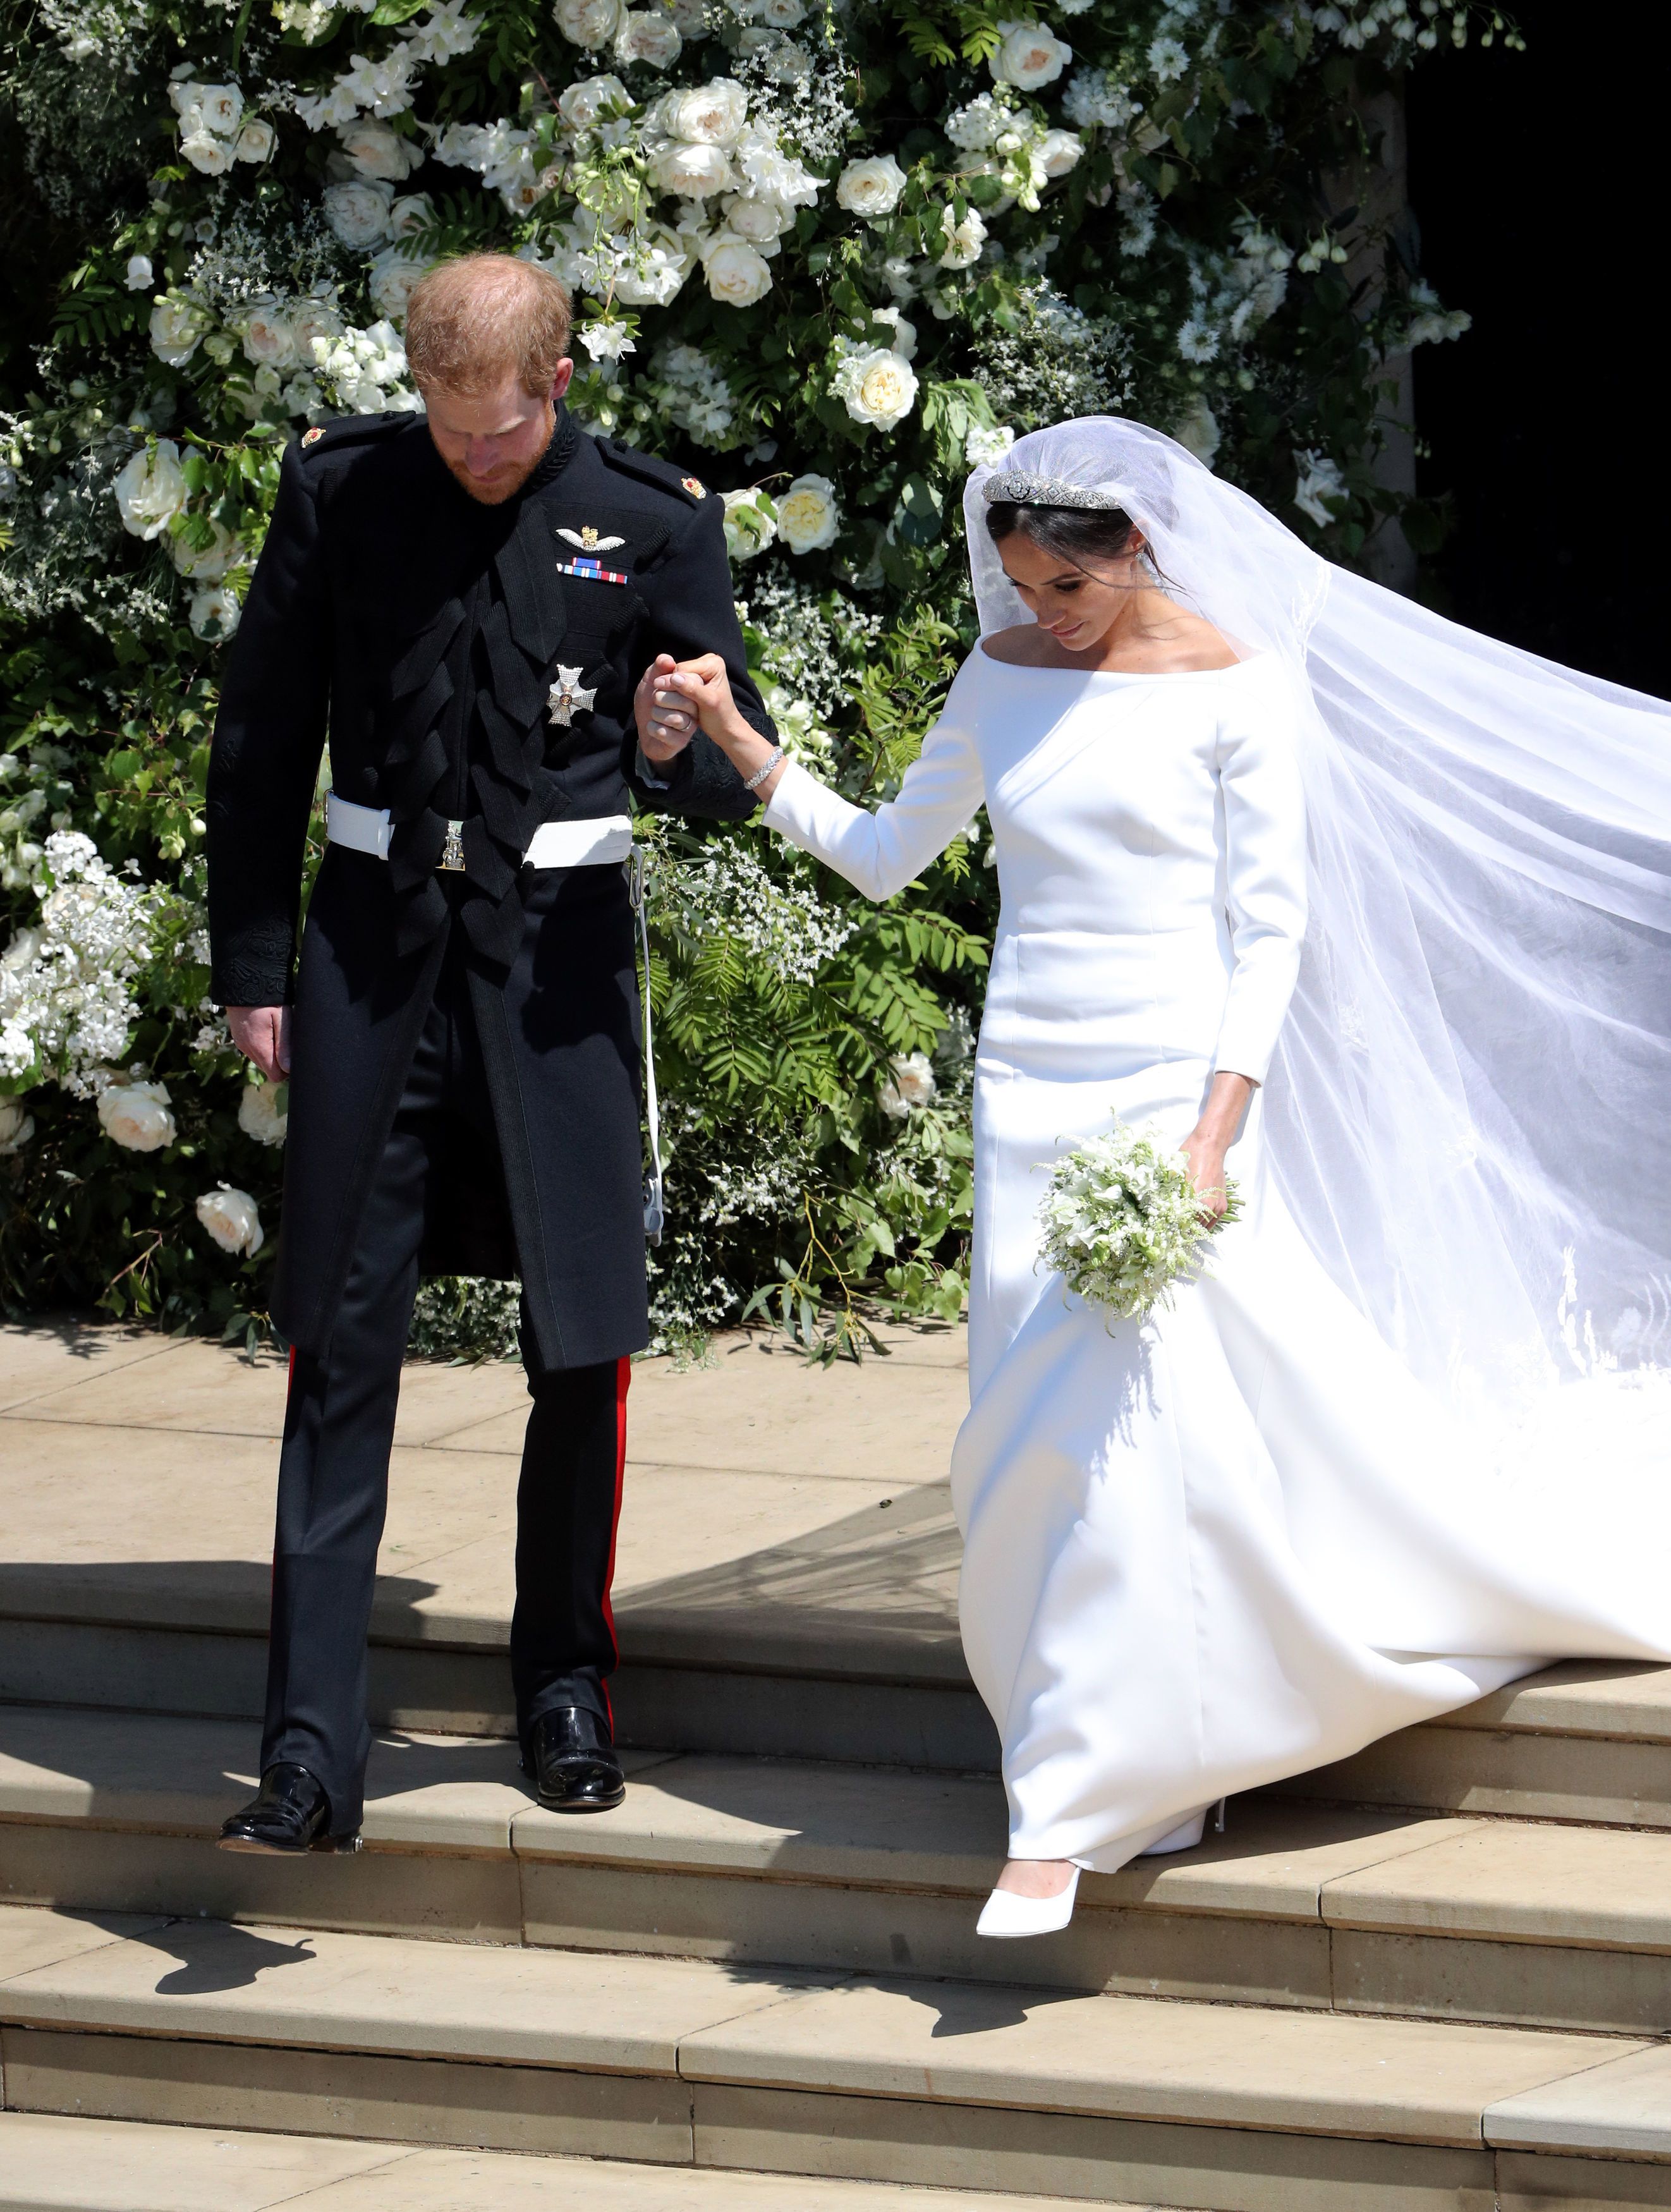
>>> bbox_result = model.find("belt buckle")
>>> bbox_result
[438,819,465,873]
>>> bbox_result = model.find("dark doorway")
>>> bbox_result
[1407,3,1667,696]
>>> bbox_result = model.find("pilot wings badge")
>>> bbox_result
[558,526,626,552]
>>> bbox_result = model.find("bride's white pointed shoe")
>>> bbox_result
[976,1866,1079,1938]
[1138,1798,1227,1857]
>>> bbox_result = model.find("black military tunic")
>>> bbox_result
[206,406,771,1371]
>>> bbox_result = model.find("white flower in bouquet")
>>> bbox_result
[554,0,625,44]
[614,9,682,66]
[722,192,793,249]
[878,1050,935,1119]
[169,518,241,580]
[189,584,242,641]
[1036,127,1083,178]
[338,118,421,179]
[777,473,839,554]
[324,178,395,248]
[197,1182,265,1256]
[97,1075,176,1153]
[831,341,918,430]
[368,246,431,321]
[653,140,732,197]
[1294,450,1347,526]
[125,253,154,291]
[722,487,777,561]
[836,154,906,219]
[937,202,987,269]
[557,73,629,128]
[234,119,276,163]
[180,128,234,174]
[149,296,209,368]
[662,77,748,144]
[990,19,1071,90]
[0,1096,34,1154]
[1038,1115,1239,1322]
[239,300,300,371]
[194,81,245,135]
[238,1079,288,1146]
[702,232,773,306]
[113,441,188,540]
[964,422,1015,467]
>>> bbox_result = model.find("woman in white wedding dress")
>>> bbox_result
[639,418,1671,1938]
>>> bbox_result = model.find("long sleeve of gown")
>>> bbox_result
[1210,657,1309,1085]
[762,660,985,901]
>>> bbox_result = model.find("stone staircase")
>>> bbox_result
[4,1322,1671,2209]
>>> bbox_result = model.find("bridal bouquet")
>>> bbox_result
[1038,1116,1241,1322]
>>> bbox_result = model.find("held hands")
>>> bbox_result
[228,1006,291,1084]
[634,652,751,760]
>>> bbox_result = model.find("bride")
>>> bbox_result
[636,417,1671,1938]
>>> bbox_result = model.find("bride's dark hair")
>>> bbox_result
[983,499,1141,567]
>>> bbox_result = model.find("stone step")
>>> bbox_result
[0,2112,1078,2212]
[4,1902,1671,2211]
[8,1704,1671,2036]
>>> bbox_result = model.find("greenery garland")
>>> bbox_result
[0,0,1505,1357]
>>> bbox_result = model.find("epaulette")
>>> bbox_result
[296,413,413,463]
[597,437,709,509]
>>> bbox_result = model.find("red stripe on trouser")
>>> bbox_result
[600,1356,629,1729]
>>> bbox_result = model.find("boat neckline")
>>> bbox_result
[975,644,1266,678]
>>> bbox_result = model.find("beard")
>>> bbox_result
[442,400,555,506]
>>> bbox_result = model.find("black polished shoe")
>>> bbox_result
[523,1706,626,1813]
[217,1763,360,1855]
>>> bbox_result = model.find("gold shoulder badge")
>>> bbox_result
[681,475,707,500]
[303,426,325,447]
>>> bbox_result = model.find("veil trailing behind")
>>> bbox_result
[965,420,1671,1466]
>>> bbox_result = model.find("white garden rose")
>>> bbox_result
[337,118,420,179]
[238,1079,288,1146]
[368,246,430,320]
[1036,126,1084,177]
[777,473,839,554]
[937,202,987,269]
[234,119,275,163]
[661,77,748,145]
[323,178,395,248]
[836,154,905,219]
[291,299,344,358]
[113,440,188,539]
[614,9,681,66]
[665,0,705,26]
[878,1050,935,1119]
[169,518,240,580]
[757,0,805,21]
[652,140,732,197]
[196,1182,265,1256]
[387,191,435,239]
[722,192,792,248]
[98,1076,176,1153]
[832,343,919,431]
[240,300,300,370]
[553,0,624,47]
[556,73,629,128]
[125,253,154,291]
[0,1097,35,1156]
[989,18,1071,90]
[189,584,241,641]
[180,129,234,175]
[721,488,777,561]
[702,233,773,307]
[193,81,244,135]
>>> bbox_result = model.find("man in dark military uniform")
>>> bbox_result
[206,254,775,1853]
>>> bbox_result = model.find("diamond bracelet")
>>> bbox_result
[742,746,785,793]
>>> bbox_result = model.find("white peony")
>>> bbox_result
[836,154,906,219]
[0,1097,35,1156]
[98,1076,176,1153]
[721,488,777,561]
[240,300,300,370]
[557,73,629,128]
[937,202,987,269]
[197,1183,265,1257]
[777,473,839,554]
[181,129,234,175]
[189,584,242,641]
[614,9,681,66]
[660,77,748,145]
[125,253,154,291]
[234,119,276,163]
[1036,126,1083,177]
[989,18,1072,90]
[832,343,919,431]
[337,118,420,179]
[702,233,773,307]
[368,246,431,321]
[653,140,732,197]
[323,178,395,248]
[553,0,624,46]
[238,1079,288,1146]
[113,440,188,540]
[878,1050,935,1119]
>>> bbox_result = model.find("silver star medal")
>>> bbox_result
[547,665,597,727]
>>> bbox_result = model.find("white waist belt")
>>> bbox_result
[324,791,663,1243]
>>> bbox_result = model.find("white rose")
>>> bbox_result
[833,344,919,431]
[989,17,1071,89]
[0,1097,35,1156]
[614,9,681,65]
[836,154,906,219]
[665,0,705,25]
[125,253,154,291]
[878,1050,935,1119]
[167,78,205,120]
[556,73,629,128]
[323,178,395,248]
[722,488,777,561]
[661,77,748,145]
[169,518,241,580]
[387,191,435,240]
[368,246,430,321]
[702,233,772,307]
[238,1080,288,1146]
[190,583,242,641]
[98,1077,176,1153]
[777,473,839,554]
[554,0,624,47]
[234,119,276,163]
[195,82,245,135]
[758,0,804,21]
[240,301,299,370]
[196,1182,265,1257]
[291,300,344,358]
[181,129,234,175]
[113,440,188,540]
[937,202,987,269]
[149,294,210,368]
[337,118,420,179]
[872,304,916,359]
[722,192,791,247]
[653,140,732,197]
[1036,126,1083,178]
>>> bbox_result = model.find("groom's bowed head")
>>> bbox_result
[403,253,575,507]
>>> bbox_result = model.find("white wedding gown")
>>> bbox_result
[763,645,1671,1871]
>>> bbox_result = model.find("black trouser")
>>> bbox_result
[262,945,629,1836]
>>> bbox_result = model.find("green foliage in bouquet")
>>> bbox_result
[1038,1114,1241,1322]
[0,0,1504,1355]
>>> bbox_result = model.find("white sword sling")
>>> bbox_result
[324,792,665,1243]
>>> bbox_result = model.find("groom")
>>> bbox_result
[206,253,774,1852]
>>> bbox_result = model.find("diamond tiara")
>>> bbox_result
[981,470,1130,511]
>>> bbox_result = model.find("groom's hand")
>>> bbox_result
[228,1006,291,1083]
[635,653,698,766]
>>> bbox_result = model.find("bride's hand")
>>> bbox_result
[1181,1129,1232,1223]
[655,652,756,749]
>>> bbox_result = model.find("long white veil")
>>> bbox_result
[964,418,1671,1433]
